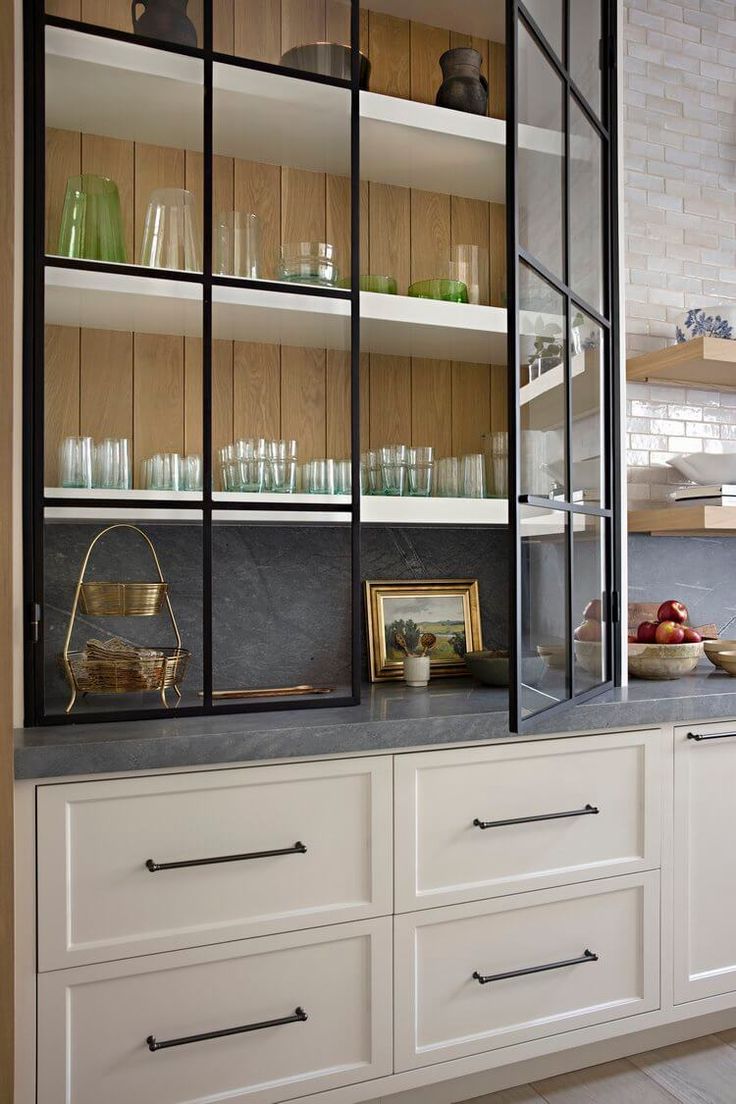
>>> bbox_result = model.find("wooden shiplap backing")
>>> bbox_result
[43,7,508,484]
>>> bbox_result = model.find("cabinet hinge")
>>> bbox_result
[29,602,41,644]
[609,591,621,624]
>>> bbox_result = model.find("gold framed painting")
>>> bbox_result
[365,579,483,682]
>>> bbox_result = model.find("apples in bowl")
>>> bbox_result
[629,600,704,680]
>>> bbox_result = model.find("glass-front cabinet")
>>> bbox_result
[24,0,619,727]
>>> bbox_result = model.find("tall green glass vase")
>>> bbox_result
[57,174,127,263]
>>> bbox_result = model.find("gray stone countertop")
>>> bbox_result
[15,664,736,781]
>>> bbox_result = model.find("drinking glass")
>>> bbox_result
[270,455,297,493]
[140,188,201,271]
[59,436,93,488]
[57,175,127,263]
[379,445,407,496]
[482,431,508,497]
[148,453,181,491]
[461,453,486,498]
[214,211,260,278]
[361,450,381,494]
[335,459,352,495]
[309,458,336,494]
[450,244,489,305]
[95,438,131,490]
[236,458,267,492]
[181,455,202,491]
[436,456,460,497]
[408,447,434,497]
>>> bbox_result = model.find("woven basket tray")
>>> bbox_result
[63,647,190,695]
[79,581,169,617]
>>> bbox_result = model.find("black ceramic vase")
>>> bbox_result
[131,0,197,47]
[435,47,488,115]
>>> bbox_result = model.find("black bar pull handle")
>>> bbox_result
[687,731,736,742]
[146,841,307,872]
[473,949,598,986]
[473,804,599,830]
[147,1006,308,1052]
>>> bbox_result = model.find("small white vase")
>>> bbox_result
[403,655,430,688]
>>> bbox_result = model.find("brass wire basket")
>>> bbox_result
[60,524,190,713]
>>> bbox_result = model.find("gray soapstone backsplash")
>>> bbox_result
[42,523,510,715]
[628,534,736,637]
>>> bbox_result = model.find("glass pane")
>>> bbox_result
[570,0,602,115]
[518,24,565,280]
[573,515,608,694]
[211,519,352,704]
[570,98,604,313]
[520,506,569,718]
[519,263,566,498]
[571,311,605,505]
[214,0,356,80]
[45,0,203,48]
[523,0,564,60]
[44,513,203,717]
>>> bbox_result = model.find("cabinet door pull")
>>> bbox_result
[473,804,599,830]
[473,949,598,985]
[687,731,736,742]
[145,841,307,872]
[147,1006,308,1052]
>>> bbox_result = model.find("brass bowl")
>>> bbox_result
[704,640,736,669]
[713,650,736,677]
[280,43,371,88]
[79,581,168,617]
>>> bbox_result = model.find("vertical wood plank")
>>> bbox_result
[46,0,80,17]
[451,362,491,455]
[133,335,185,482]
[281,168,326,243]
[359,354,370,452]
[134,143,185,265]
[79,330,133,442]
[81,0,129,32]
[186,0,204,47]
[325,0,350,44]
[281,0,325,53]
[360,180,370,275]
[44,326,80,485]
[369,355,411,447]
[489,201,506,307]
[234,160,280,279]
[214,0,235,54]
[233,0,280,63]
[233,342,281,440]
[45,128,80,255]
[368,13,410,100]
[81,133,135,262]
[410,189,451,283]
[368,183,410,293]
[451,195,491,304]
[213,340,234,477]
[410,22,448,105]
[184,337,204,456]
[411,359,452,455]
[281,346,326,461]
[326,350,351,457]
[490,364,508,433]
[326,174,351,286]
[488,41,506,119]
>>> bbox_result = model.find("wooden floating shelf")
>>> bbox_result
[45,267,509,364]
[627,337,736,391]
[45,26,506,202]
[629,504,736,535]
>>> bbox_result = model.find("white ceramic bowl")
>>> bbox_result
[628,642,703,680]
[667,451,736,485]
[545,457,601,490]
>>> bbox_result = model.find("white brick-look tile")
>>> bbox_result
[624,0,736,497]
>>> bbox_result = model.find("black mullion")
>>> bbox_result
[212,50,350,90]
[563,0,574,701]
[44,13,205,58]
[521,496,612,519]
[202,0,213,714]
[44,256,204,284]
[507,0,522,733]
[518,248,611,330]
[569,80,609,141]
[212,275,350,300]
[350,0,361,704]
[607,0,622,685]
[212,501,352,514]
[43,497,205,510]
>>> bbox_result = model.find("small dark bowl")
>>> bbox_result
[280,43,371,89]
[465,650,510,687]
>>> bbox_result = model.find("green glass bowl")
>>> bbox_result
[339,274,398,294]
[408,279,469,303]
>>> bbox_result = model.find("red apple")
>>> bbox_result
[683,627,703,643]
[583,599,602,622]
[574,619,602,642]
[657,599,688,625]
[637,621,659,643]
[628,634,639,643]
[655,620,686,645]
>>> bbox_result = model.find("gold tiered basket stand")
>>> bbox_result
[60,524,190,713]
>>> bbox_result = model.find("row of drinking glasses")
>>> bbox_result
[59,436,131,490]
[141,453,202,492]
[219,439,298,494]
[361,447,487,498]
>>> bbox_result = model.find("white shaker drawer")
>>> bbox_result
[395,730,661,911]
[37,757,392,970]
[395,873,659,1071]
[38,918,392,1104]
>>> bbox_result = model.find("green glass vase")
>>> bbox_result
[57,174,127,263]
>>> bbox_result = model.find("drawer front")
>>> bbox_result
[674,720,736,1003]
[37,757,392,970]
[395,873,659,1071]
[395,730,661,911]
[38,918,392,1104]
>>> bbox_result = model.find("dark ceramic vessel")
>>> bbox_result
[436,47,488,115]
[131,0,197,47]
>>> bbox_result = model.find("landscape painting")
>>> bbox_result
[365,580,482,681]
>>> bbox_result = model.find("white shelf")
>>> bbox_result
[45,267,203,336]
[45,27,505,202]
[45,488,202,501]
[213,285,351,347]
[361,293,507,362]
[361,497,508,525]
